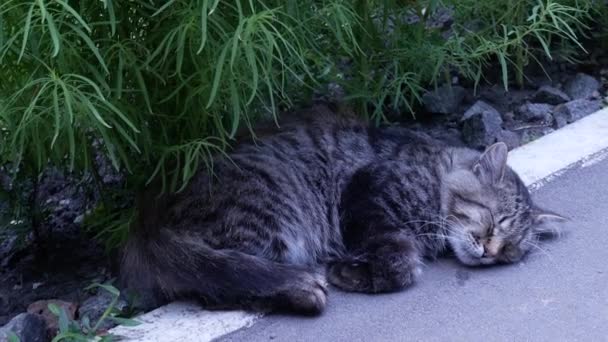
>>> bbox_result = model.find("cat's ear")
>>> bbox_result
[473,142,508,184]
[532,206,569,224]
[531,205,569,236]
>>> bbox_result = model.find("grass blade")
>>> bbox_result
[55,0,91,33]
[152,0,178,17]
[18,3,35,62]
[36,0,61,57]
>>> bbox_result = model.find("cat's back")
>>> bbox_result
[146,106,374,261]
[218,107,375,193]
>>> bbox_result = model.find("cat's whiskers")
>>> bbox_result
[415,232,466,244]
[399,218,455,241]
[523,238,555,264]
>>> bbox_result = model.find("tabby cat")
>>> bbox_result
[122,105,564,315]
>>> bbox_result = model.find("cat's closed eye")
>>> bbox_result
[498,216,510,224]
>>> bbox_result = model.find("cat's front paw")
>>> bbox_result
[277,272,328,315]
[328,261,373,292]
[328,259,420,293]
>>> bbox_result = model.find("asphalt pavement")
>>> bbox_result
[220,155,608,342]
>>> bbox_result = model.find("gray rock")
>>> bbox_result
[478,85,535,115]
[521,127,555,144]
[515,102,553,122]
[531,86,570,105]
[0,313,47,342]
[553,113,568,129]
[422,85,466,114]
[79,291,128,331]
[553,99,602,128]
[462,100,499,120]
[27,300,77,335]
[564,73,600,100]
[461,101,503,148]
[421,127,465,147]
[0,236,18,268]
[478,85,509,114]
[495,130,520,150]
[0,169,11,192]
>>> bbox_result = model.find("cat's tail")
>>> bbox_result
[120,225,328,314]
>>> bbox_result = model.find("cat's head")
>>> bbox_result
[444,142,566,266]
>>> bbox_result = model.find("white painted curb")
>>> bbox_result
[109,107,608,341]
[109,303,261,341]
[508,106,608,187]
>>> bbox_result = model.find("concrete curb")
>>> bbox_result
[507,106,608,187]
[109,107,608,341]
[109,303,261,341]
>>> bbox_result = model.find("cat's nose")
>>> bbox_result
[482,247,490,258]
[483,250,495,258]
[482,247,498,258]
[483,241,502,258]
[483,237,503,258]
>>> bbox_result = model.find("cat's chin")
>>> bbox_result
[449,241,497,266]
[454,253,483,266]
[454,251,499,266]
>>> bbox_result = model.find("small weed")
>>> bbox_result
[7,332,21,342]
[48,283,140,342]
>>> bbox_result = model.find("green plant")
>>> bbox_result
[0,0,599,249]
[6,332,21,342]
[445,0,595,90]
[48,283,139,342]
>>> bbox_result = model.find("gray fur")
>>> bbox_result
[121,106,563,314]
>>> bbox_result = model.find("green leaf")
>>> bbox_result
[47,303,61,315]
[134,67,152,114]
[7,332,21,342]
[0,11,5,50]
[81,315,91,331]
[51,332,90,342]
[206,42,230,108]
[66,23,109,74]
[86,283,121,297]
[108,316,141,327]
[99,335,118,342]
[152,0,178,17]
[55,0,91,33]
[107,117,140,152]
[229,79,240,138]
[70,74,106,100]
[51,83,61,148]
[115,51,124,99]
[18,3,35,62]
[37,1,61,57]
[47,303,70,333]
[197,0,210,54]
[208,0,220,15]
[58,81,76,170]
[103,100,140,133]
[82,96,112,128]
[104,0,117,36]
[497,52,509,91]
[175,25,188,75]
[534,31,552,59]
[58,311,70,334]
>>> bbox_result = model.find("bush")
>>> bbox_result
[0,0,599,248]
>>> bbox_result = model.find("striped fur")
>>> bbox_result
[121,105,563,314]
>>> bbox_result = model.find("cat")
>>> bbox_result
[121,105,564,315]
